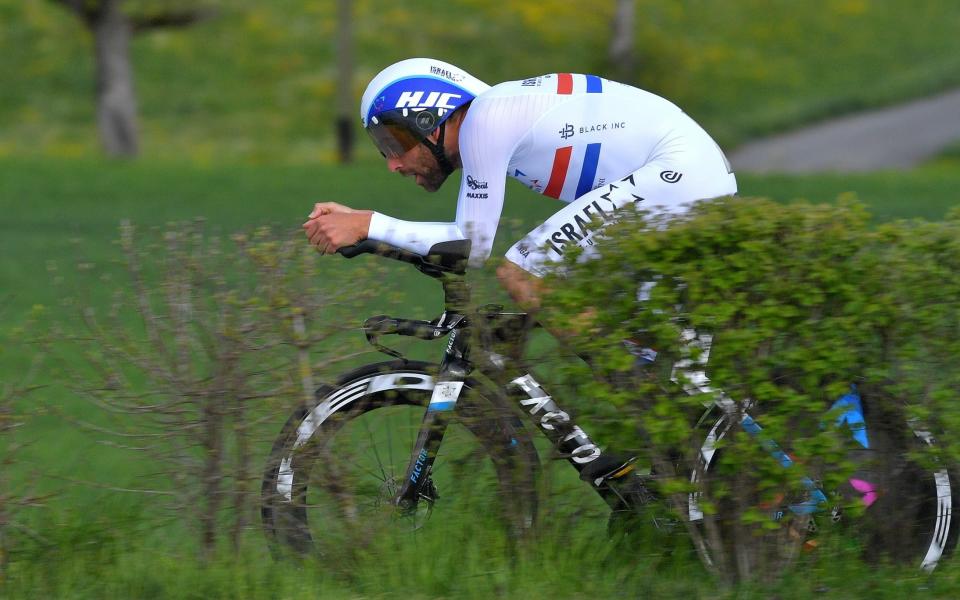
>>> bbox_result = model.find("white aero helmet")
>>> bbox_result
[360,58,489,173]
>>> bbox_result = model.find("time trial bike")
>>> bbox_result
[260,239,956,574]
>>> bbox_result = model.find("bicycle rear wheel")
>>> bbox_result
[689,396,957,574]
[261,361,540,556]
[848,400,957,570]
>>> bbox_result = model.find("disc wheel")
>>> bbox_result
[689,399,957,574]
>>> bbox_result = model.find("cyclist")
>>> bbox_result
[303,57,736,313]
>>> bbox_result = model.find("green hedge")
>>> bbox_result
[543,196,960,579]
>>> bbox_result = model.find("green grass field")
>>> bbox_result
[3,1,960,162]
[3,158,960,597]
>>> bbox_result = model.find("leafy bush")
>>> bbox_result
[543,196,960,581]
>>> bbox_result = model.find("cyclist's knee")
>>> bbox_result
[497,260,542,311]
[496,260,520,284]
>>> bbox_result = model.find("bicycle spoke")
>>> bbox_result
[360,411,392,484]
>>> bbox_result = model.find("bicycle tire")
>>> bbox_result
[261,360,540,556]
[688,396,957,574]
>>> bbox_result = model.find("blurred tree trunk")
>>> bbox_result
[609,0,636,82]
[93,1,139,157]
[335,0,354,163]
[50,0,212,158]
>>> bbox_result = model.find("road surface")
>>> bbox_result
[727,87,960,173]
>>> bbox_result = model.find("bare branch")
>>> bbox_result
[46,473,176,497]
[49,0,101,24]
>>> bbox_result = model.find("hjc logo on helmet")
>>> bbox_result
[395,91,463,111]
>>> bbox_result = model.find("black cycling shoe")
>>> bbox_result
[583,454,662,513]
[579,454,638,487]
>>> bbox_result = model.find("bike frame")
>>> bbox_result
[341,240,637,512]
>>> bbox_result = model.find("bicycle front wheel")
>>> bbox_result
[261,361,540,556]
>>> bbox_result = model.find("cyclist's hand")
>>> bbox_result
[308,202,356,219]
[303,210,373,254]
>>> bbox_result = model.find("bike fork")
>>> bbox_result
[392,378,463,511]
[393,328,471,511]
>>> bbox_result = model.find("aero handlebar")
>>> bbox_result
[336,239,472,277]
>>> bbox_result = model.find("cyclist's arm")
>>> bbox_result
[366,171,508,267]
[366,214,468,256]
[453,109,511,266]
